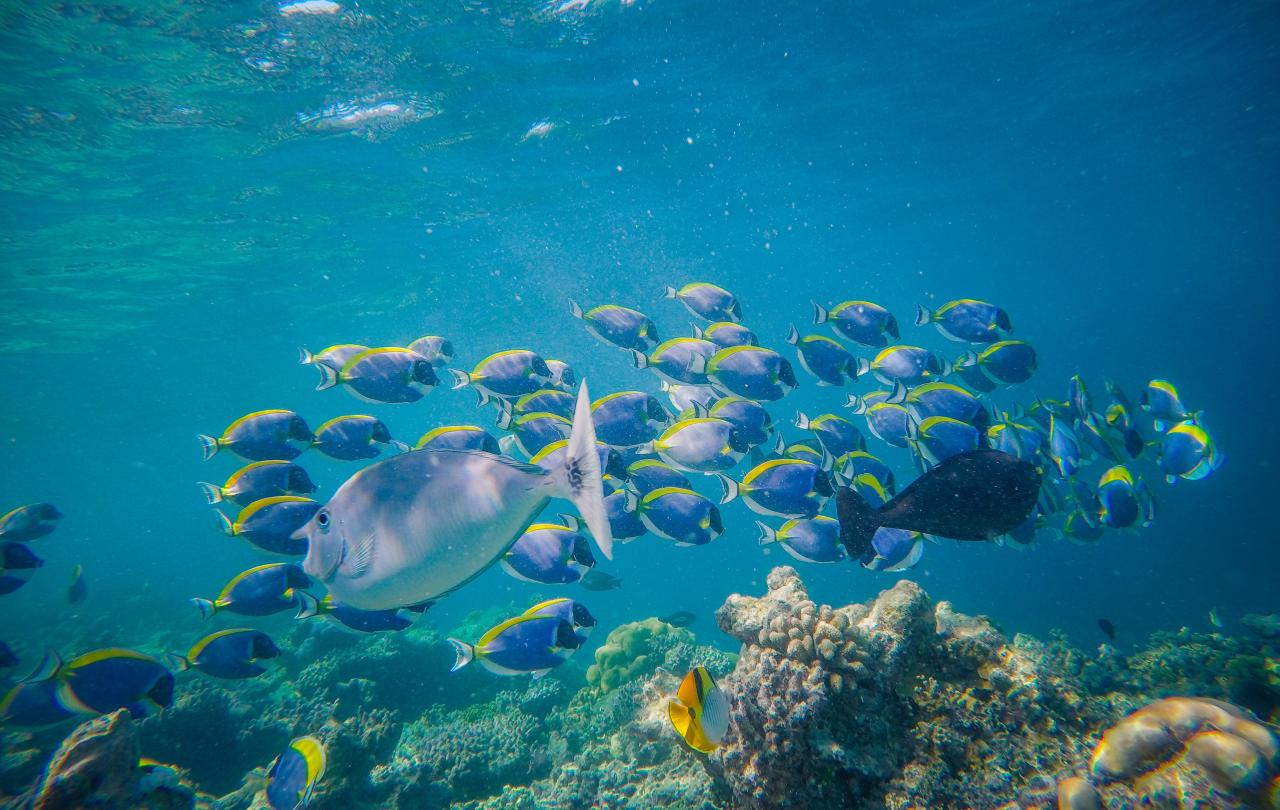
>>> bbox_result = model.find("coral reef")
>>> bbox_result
[24,709,194,810]
[8,568,1280,810]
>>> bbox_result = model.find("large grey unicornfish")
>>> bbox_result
[296,380,612,610]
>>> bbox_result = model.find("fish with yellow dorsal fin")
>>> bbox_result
[668,666,729,754]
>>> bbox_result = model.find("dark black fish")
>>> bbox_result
[836,449,1041,559]
[0,641,17,668]
[660,611,696,628]
[580,570,622,591]
[67,565,87,604]
[1097,619,1116,641]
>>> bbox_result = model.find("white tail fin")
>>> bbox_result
[714,473,738,505]
[448,369,472,390]
[448,639,475,671]
[811,300,829,324]
[663,286,678,299]
[914,304,931,327]
[785,324,799,345]
[569,299,585,319]
[298,347,314,365]
[755,520,777,545]
[197,434,220,461]
[190,597,217,620]
[294,591,321,619]
[560,380,613,560]
[196,482,223,505]
[314,364,339,391]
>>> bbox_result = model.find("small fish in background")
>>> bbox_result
[693,321,757,348]
[0,641,18,668]
[786,326,860,387]
[659,611,697,628]
[0,503,62,542]
[66,565,86,604]
[406,335,454,368]
[569,300,661,352]
[1140,379,1197,432]
[580,569,622,591]
[668,666,729,754]
[448,614,582,677]
[520,118,557,141]
[449,349,554,404]
[298,344,368,376]
[812,299,899,348]
[915,299,1013,344]
[170,629,282,680]
[0,542,44,595]
[295,593,429,633]
[198,410,313,462]
[266,736,326,810]
[197,460,317,507]
[664,282,742,322]
[1097,618,1117,642]
[836,449,1041,560]
[317,347,439,404]
[1209,608,1223,629]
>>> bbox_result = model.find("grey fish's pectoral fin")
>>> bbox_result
[343,533,377,579]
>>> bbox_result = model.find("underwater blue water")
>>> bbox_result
[1,0,1277,681]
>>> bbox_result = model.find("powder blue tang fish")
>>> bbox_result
[704,345,798,401]
[53,648,175,719]
[298,382,611,610]
[198,410,313,462]
[219,496,319,556]
[693,321,757,348]
[756,515,845,563]
[846,391,911,448]
[496,411,572,458]
[786,327,859,386]
[900,382,988,429]
[406,335,454,367]
[630,487,724,547]
[190,563,311,620]
[860,528,925,572]
[0,503,62,542]
[835,451,896,496]
[908,416,981,467]
[295,592,430,633]
[318,347,439,404]
[718,458,834,519]
[501,522,596,584]
[414,425,501,453]
[0,542,42,595]
[173,629,281,680]
[915,299,1013,344]
[794,412,864,457]
[448,614,582,677]
[812,299,899,348]
[645,417,749,473]
[624,459,691,496]
[965,340,1038,385]
[267,736,326,810]
[665,282,742,322]
[1158,420,1223,483]
[701,396,771,448]
[859,345,947,386]
[570,300,660,352]
[604,478,647,541]
[298,343,368,375]
[504,389,577,420]
[1141,379,1197,432]
[630,337,718,385]
[591,391,669,448]
[198,460,316,507]
[522,597,597,647]
[312,415,403,461]
[449,349,553,403]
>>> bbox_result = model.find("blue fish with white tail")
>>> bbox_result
[406,335,454,367]
[198,410,312,462]
[812,300,899,348]
[317,347,439,404]
[704,345,798,401]
[915,299,1013,343]
[570,300,660,352]
[190,563,311,619]
[295,593,430,633]
[693,321,757,348]
[717,458,833,519]
[449,349,553,403]
[630,337,718,385]
[448,613,581,677]
[756,516,845,563]
[198,461,316,507]
[502,521,596,584]
[218,496,319,556]
[786,326,859,386]
[629,487,724,546]
[1158,420,1223,483]
[664,282,742,322]
[414,424,501,453]
[311,415,403,460]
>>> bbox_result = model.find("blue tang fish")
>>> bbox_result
[297,382,611,611]
[312,415,403,461]
[964,340,1037,385]
[522,597,597,648]
[198,460,316,507]
[835,451,896,496]
[450,349,554,404]
[502,522,596,584]
[503,389,577,420]
[717,458,833,519]
[218,496,319,556]
[1141,379,1197,432]
[786,326,859,386]
[569,300,660,352]
[1158,420,1223,483]
[190,563,311,619]
[0,542,43,595]
[199,410,313,462]
[497,411,572,458]
[907,416,981,467]
[448,614,582,677]
[591,391,670,448]
[664,282,742,322]
[266,736,326,810]
[295,592,430,633]
[661,381,719,414]
[629,487,724,547]
[52,648,175,719]
[812,299,899,348]
[318,347,439,404]
[624,459,691,496]
[756,516,845,563]
[0,503,62,542]
[604,479,648,541]
[899,382,988,429]
[705,397,773,448]
[406,335,454,367]
[859,345,948,386]
[298,343,367,375]
[173,629,281,680]
[414,425,500,453]
[644,417,749,473]
[1047,415,1082,478]
[546,359,577,392]
[846,391,911,448]
[861,527,925,572]
[703,345,797,402]
[794,412,864,457]
[693,321,757,348]
[915,299,1013,344]
[630,338,718,385]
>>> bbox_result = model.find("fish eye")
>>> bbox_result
[316,511,330,530]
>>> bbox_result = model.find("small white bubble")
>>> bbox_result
[686,136,693,145]
[616,164,623,172]
[631,78,639,87]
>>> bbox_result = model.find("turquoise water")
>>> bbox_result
[1,0,1278,801]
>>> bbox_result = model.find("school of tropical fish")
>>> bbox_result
[0,284,1223,804]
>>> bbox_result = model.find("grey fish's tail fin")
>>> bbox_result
[836,486,881,562]
[559,380,613,560]
[448,639,475,672]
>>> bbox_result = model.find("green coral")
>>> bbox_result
[585,618,695,692]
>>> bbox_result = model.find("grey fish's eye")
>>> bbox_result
[316,511,331,531]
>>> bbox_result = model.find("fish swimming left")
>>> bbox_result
[297,381,611,610]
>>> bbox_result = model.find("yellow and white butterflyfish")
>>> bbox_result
[668,665,729,754]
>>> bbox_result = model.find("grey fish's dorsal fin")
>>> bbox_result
[344,532,377,579]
